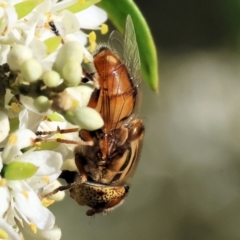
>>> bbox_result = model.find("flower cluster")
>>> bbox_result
[0,0,108,239]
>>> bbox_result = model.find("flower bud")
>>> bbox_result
[73,106,104,131]
[33,96,51,112]
[20,58,43,83]
[7,44,33,71]
[43,70,61,87]
[53,41,83,73]
[62,60,82,86]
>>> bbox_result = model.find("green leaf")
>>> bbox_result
[15,0,41,19]
[98,0,158,92]
[65,0,101,13]
[2,162,38,180]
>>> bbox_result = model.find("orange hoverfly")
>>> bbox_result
[46,16,144,216]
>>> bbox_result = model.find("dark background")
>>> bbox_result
[52,1,240,239]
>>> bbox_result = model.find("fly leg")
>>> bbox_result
[35,127,93,146]
[41,152,88,198]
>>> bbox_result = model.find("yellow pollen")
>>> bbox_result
[83,56,90,63]
[89,31,96,44]
[101,24,108,34]
[8,134,17,145]
[0,3,6,8]
[34,141,41,149]
[42,198,55,207]
[72,99,79,108]
[79,0,85,4]
[43,176,50,184]
[56,133,64,139]
[30,222,37,234]
[44,22,50,30]
[89,42,97,53]
[45,12,51,22]
[0,229,8,239]
[35,31,41,38]
[22,190,29,199]
[11,102,20,113]
[0,179,6,186]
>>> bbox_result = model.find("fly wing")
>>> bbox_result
[123,16,141,87]
[108,16,141,88]
[108,30,124,61]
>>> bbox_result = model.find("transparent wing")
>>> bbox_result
[108,16,141,87]
[123,15,141,87]
[108,30,124,61]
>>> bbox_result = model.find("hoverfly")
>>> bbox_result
[44,16,144,216]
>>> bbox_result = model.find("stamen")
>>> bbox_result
[101,24,108,34]
[56,133,64,139]
[43,176,50,184]
[0,179,6,186]
[89,42,97,53]
[42,198,55,207]
[89,31,96,44]
[79,0,85,4]
[88,33,97,52]
[72,99,79,108]
[30,222,37,234]
[45,12,51,22]
[0,229,8,239]
[11,102,20,113]
[34,141,41,149]
[22,190,29,199]
[35,31,41,38]
[8,134,17,145]
[83,56,90,63]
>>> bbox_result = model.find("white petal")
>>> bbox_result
[10,181,55,230]
[76,5,107,29]
[0,111,10,143]
[19,109,43,131]
[29,38,47,61]
[62,10,80,34]
[66,85,94,107]
[0,185,10,216]
[64,31,88,46]
[0,44,10,64]
[27,172,62,190]
[0,217,21,240]
[38,120,67,132]
[20,224,61,240]
[15,151,63,176]
[2,129,36,163]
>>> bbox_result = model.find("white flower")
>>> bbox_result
[0,217,21,240]
[0,0,110,237]
[0,0,107,66]
[0,129,63,236]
